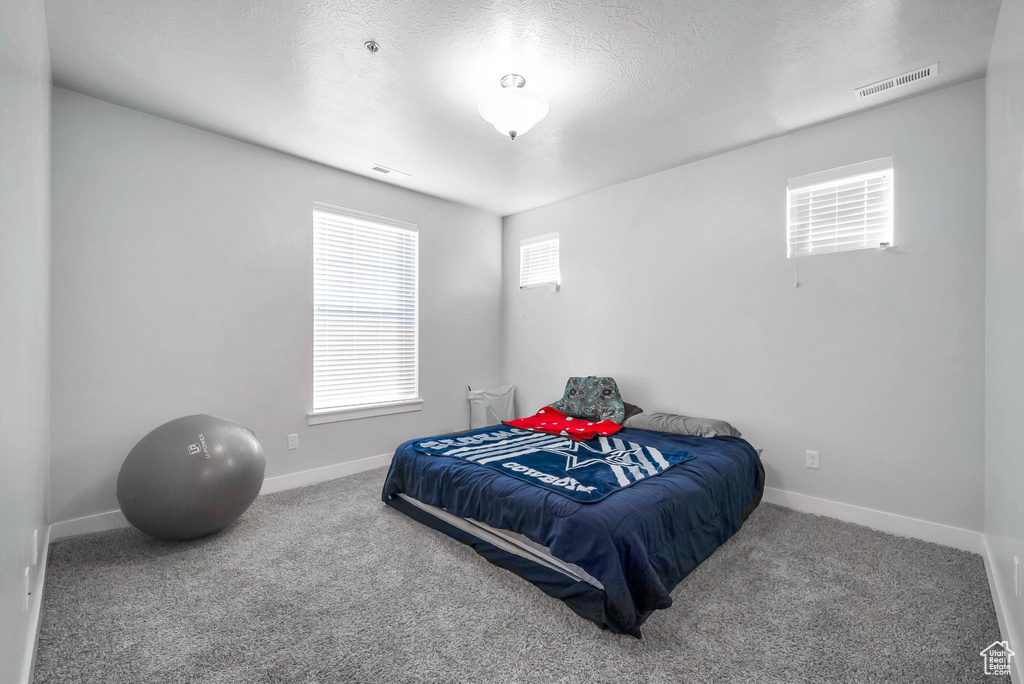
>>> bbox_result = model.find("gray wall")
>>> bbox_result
[0,0,51,681]
[985,0,1024,660]
[502,80,986,532]
[50,89,503,524]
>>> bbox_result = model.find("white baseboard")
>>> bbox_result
[50,509,128,541]
[983,536,1023,684]
[20,525,51,684]
[49,452,393,541]
[762,487,983,553]
[260,452,392,495]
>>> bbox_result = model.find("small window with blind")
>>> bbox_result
[520,233,560,289]
[787,157,894,258]
[310,203,420,423]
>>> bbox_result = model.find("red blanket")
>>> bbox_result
[505,407,623,441]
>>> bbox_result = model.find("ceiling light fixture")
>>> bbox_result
[478,74,549,140]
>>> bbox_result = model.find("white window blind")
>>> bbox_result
[520,233,560,288]
[787,157,894,258]
[312,203,418,414]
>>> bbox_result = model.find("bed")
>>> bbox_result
[381,424,764,637]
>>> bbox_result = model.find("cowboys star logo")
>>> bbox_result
[547,439,646,472]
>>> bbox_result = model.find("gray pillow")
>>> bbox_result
[623,412,742,438]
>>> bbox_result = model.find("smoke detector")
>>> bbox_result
[856,63,938,99]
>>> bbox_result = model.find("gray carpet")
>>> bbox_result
[35,467,1002,683]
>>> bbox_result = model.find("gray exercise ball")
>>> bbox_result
[116,414,266,540]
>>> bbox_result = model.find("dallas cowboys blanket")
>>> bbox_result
[383,426,763,637]
[413,428,695,502]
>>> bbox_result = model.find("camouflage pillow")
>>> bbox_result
[549,377,626,424]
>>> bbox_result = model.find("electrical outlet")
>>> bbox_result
[287,434,299,450]
[23,567,30,611]
[805,450,820,470]
[1014,556,1020,598]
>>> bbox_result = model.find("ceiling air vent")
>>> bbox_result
[856,63,938,99]
[370,164,411,179]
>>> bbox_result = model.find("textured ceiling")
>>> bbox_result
[45,0,1000,216]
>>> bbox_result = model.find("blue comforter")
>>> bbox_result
[411,427,697,502]
[381,427,763,636]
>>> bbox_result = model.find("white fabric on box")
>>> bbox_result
[468,384,515,429]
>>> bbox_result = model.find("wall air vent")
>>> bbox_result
[370,164,411,179]
[856,63,938,99]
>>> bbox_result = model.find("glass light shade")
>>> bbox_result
[478,83,549,139]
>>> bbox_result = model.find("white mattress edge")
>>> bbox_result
[395,493,604,590]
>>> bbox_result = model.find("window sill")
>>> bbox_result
[520,282,560,291]
[308,399,423,425]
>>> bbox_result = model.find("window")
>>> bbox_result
[311,203,419,420]
[787,157,894,258]
[520,233,560,288]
